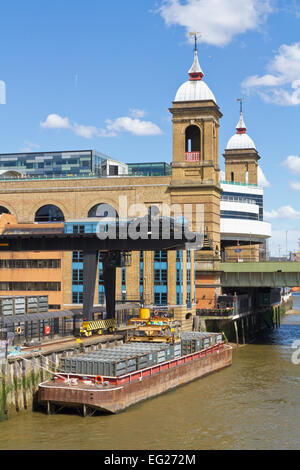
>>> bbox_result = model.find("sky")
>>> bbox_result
[0,0,300,256]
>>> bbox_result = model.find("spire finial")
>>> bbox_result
[189,32,200,51]
[237,97,243,114]
[236,98,246,134]
[188,32,204,81]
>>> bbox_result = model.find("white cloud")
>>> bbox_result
[158,0,272,47]
[73,123,99,139]
[40,112,162,138]
[105,117,162,136]
[40,113,71,129]
[129,108,146,118]
[20,141,40,152]
[264,205,300,220]
[219,170,225,181]
[290,181,300,190]
[0,80,6,104]
[243,42,300,105]
[258,166,271,187]
[283,156,300,191]
[283,155,300,174]
[267,229,299,256]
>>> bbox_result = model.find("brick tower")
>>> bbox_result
[224,109,260,185]
[168,41,222,310]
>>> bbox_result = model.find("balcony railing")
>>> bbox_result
[196,308,235,317]
[185,152,200,161]
[220,180,259,188]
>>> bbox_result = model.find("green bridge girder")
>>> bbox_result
[220,262,300,288]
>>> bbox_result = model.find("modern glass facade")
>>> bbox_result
[186,249,191,308]
[221,210,259,221]
[176,250,183,305]
[153,250,168,306]
[139,251,144,304]
[0,149,173,181]
[0,150,107,179]
[72,251,83,304]
[98,256,105,305]
[127,162,171,177]
[221,191,263,220]
[72,250,107,305]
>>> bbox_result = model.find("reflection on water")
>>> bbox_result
[0,314,300,450]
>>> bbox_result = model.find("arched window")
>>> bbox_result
[88,204,119,219]
[0,206,10,215]
[185,125,201,161]
[35,205,65,223]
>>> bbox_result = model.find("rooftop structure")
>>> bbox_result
[0,150,173,181]
[174,48,216,103]
[226,111,256,151]
[0,150,107,179]
[221,106,271,261]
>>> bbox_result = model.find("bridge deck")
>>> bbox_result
[221,262,300,287]
[221,262,300,273]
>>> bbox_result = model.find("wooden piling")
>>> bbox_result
[13,361,20,412]
[0,362,8,420]
[22,359,28,410]
[241,318,246,344]
[234,320,239,347]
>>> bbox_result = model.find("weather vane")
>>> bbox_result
[189,32,201,52]
[236,97,244,114]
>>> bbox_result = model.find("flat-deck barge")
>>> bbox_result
[38,342,232,414]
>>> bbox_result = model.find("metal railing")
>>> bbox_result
[196,308,234,317]
[220,180,260,188]
[0,173,101,182]
[185,152,200,161]
[221,195,257,205]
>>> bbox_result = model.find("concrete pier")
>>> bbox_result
[198,298,292,345]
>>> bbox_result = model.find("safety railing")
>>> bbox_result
[184,152,200,161]
[196,308,234,317]
[220,180,260,188]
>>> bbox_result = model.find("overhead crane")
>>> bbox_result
[0,213,206,334]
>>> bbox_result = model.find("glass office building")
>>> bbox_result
[0,149,172,180]
[127,162,171,177]
[0,150,108,179]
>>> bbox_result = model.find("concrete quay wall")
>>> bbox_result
[0,336,124,420]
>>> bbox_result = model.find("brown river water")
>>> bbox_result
[0,313,300,450]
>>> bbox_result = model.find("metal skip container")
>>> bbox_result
[38,296,49,313]
[60,341,180,377]
[13,296,26,315]
[0,297,14,316]
[26,296,39,314]
[180,331,223,355]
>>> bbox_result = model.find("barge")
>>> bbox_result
[38,339,232,414]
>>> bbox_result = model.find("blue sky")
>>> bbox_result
[0,0,300,255]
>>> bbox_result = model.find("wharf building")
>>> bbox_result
[0,48,270,323]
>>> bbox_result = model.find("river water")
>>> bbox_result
[293,292,300,312]
[0,313,300,450]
